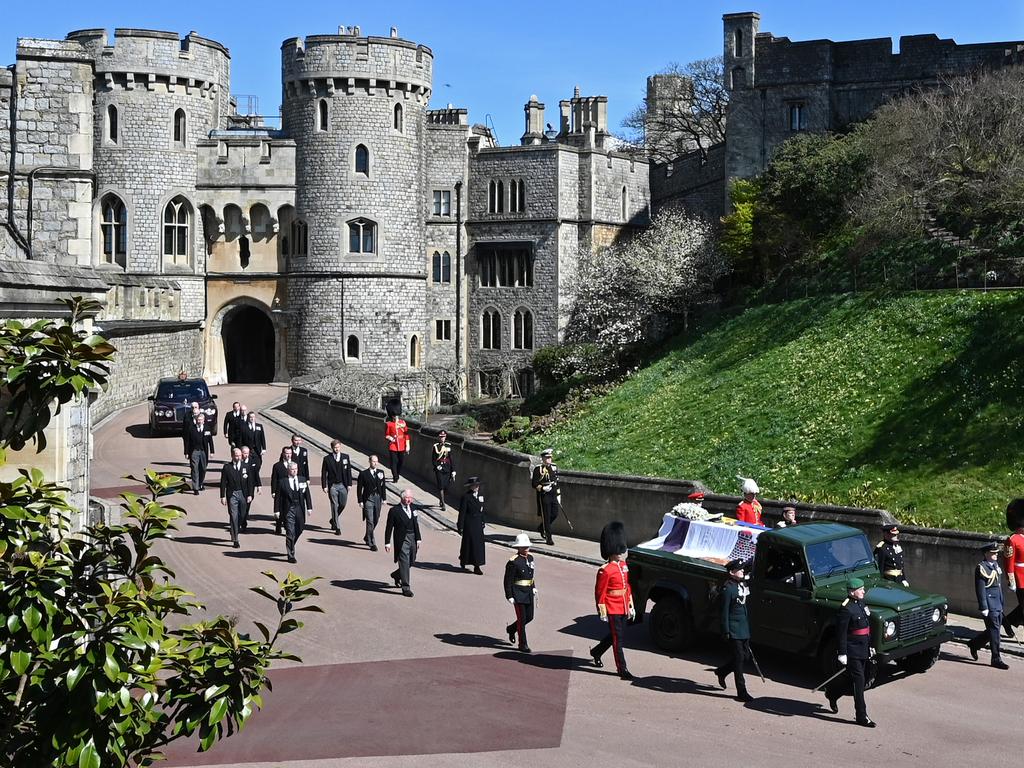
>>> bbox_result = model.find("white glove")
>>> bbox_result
[869,648,876,658]
[508,597,515,604]
[599,615,608,622]
[982,609,989,617]
[837,654,848,666]
[533,588,538,595]
[901,580,909,588]
[1010,575,1017,591]
[628,610,636,621]
[452,471,457,478]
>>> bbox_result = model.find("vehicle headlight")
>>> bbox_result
[884,620,896,639]
[931,608,941,623]
[204,407,216,415]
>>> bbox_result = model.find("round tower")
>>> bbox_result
[281,28,432,378]
[67,28,230,316]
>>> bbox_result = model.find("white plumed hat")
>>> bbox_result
[739,476,759,495]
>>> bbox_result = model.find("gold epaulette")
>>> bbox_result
[842,598,850,606]
[875,541,885,549]
[509,555,519,562]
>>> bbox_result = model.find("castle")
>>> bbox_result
[0,25,652,422]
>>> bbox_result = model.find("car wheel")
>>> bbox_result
[896,645,940,674]
[649,594,694,653]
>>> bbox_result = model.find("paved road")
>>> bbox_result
[92,385,1019,768]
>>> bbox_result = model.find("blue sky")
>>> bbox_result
[5,1,1023,144]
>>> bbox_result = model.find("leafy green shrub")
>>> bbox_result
[493,416,531,443]
[449,415,479,434]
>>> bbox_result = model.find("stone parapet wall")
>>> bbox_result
[650,142,726,221]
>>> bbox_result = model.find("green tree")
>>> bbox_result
[0,298,321,766]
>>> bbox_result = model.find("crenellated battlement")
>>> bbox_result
[65,28,229,86]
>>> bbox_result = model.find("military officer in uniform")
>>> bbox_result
[237,411,266,456]
[384,489,422,597]
[239,445,262,530]
[735,478,763,525]
[432,430,456,508]
[824,577,876,727]
[714,558,754,702]
[357,454,388,551]
[1003,499,1024,637]
[968,541,1010,669]
[278,461,312,563]
[504,533,537,653]
[590,521,635,680]
[219,447,255,548]
[183,412,214,494]
[385,413,411,483]
[321,440,352,536]
[457,476,486,574]
[875,523,909,586]
[531,449,559,546]
[269,446,294,536]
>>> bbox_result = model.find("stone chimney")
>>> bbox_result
[521,94,545,145]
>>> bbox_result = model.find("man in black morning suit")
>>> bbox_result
[357,454,388,551]
[269,446,294,536]
[240,445,262,530]
[219,447,254,548]
[384,489,422,597]
[321,439,353,535]
[277,461,312,563]
[289,434,311,479]
[237,412,267,456]
[183,412,214,495]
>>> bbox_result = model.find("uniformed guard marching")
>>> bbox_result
[875,523,909,587]
[269,446,293,536]
[457,476,486,574]
[384,489,422,597]
[432,431,456,508]
[237,412,267,455]
[968,541,1010,669]
[1003,499,1024,637]
[183,412,214,495]
[277,461,312,564]
[824,577,876,727]
[531,449,559,546]
[385,413,411,483]
[735,478,763,526]
[357,454,388,551]
[321,440,352,536]
[504,533,537,653]
[714,558,754,702]
[219,447,255,548]
[239,445,262,531]
[590,521,635,680]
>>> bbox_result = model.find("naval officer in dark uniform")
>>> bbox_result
[714,558,754,702]
[875,523,909,586]
[968,541,1010,669]
[531,449,559,545]
[432,430,456,508]
[504,533,537,653]
[824,577,876,727]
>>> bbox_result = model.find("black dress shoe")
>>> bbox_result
[333,528,340,536]
[232,541,239,549]
[1002,618,1015,638]
[856,718,876,728]
[737,692,754,703]
[827,696,839,714]
[519,645,532,654]
[370,544,378,552]
[715,670,727,690]
[473,566,483,575]
[969,644,979,661]
[992,659,1010,670]
[507,626,517,644]
[392,574,402,588]
[589,648,604,668]
[619,671,634,681]
[545,538,554,546]
[287,555,296,564]
[194,490,200,496]
[402,589,414,598]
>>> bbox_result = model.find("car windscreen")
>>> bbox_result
[155,382,210,403]
[805,535,875,579]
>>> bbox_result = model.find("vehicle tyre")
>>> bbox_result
[896,645,940,674]
[649,594,694,653]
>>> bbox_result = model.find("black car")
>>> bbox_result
[147,377,219,435]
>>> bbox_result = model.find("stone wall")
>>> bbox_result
[650,142,726,221]
[284,385,1010,614]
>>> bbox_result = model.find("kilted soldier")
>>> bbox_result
[714,558,754,703]
[504,533,537,653]
[531,449,559,546]
[968,541,1010,669]
[824,577,876,727]
[384,489,422,597]
[457,476,486,574]
[432,430,456,508]
[278,461,312,564]
[183,412,214,495]
[269,446,294,536]
[1003,498,1024,637]
[875,523,909,586]
[357,454,388,551]
[321,440,352,535]
[239,445,262,531]
[385,413,411,483]
[219,447,254,549]
[590,521,635,680]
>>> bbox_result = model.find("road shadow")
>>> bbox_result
[434,633,509,650]
[331,578,400,595]
[492,650,583,671]
[307,537,367,549]
[415,561,467,574]
[628,674,725,697]
[744,695,845,723]
[222,550,285,561]
[187,520,233,530]
[171,534,230,547]
[125,424,159,438]
[557,614,623,642]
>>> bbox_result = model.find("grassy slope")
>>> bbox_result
[515,292,1024,532]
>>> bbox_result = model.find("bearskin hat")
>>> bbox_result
[1007,498,1024,531]
[600,521,628,560]
[385,397,403,418]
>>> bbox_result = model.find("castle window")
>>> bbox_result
[432,250,451,283]
[409,335,421,368]
[788,102,808,131]
[173,108,186,146]
[289,219,308,257]
[346,334,360,360]
[394,103,403,133]
[509,179,526,213]
[513,307,534,350]
[488,180,505,213]
[479,246,533,288]
[318,99,329,132]
[162,196,192,266]
[223,204,244,240]
[435,319,452,341]
[517,369,535,397]
[100,194,127,267]
[348,217,376,254]
[481,308,501,350]
[355,144,370,175]
[432,189,451,217]
[249,203,271,240]
[106,104,119,144]
[621,186,629,220]
[733,28,743,56]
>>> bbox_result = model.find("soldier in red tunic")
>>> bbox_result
[384,412,411,483]
[589,521,635,680]
[1002,498,1024,637]
[735,477,763,526]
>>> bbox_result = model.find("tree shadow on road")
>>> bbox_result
[434,633,509,650]
[331,578,402,596]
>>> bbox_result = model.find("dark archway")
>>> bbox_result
[222,305,275,383]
